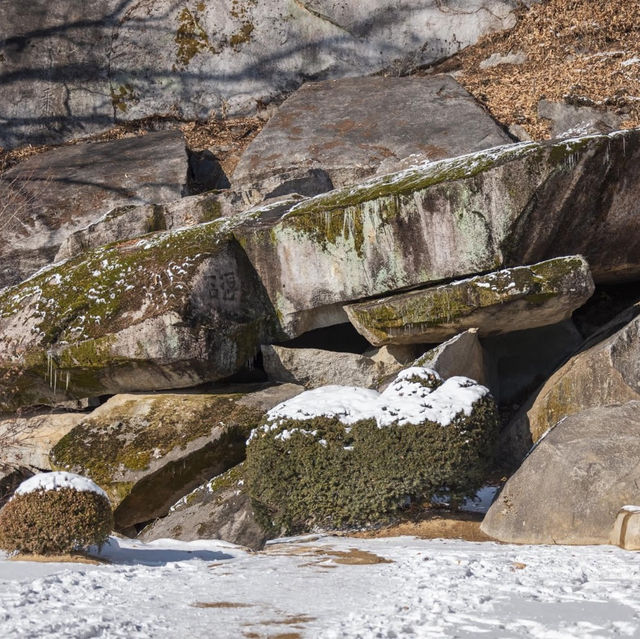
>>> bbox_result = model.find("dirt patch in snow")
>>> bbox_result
[265,544,393,565]
[353,511,491,542]
[10,552,108,565]
[430,0,640,140]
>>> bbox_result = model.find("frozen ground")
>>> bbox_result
[1,534,640,638]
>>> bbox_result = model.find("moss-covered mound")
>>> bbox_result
[49,392,269,530]
[0,481,113,555]
[245,367,498,534]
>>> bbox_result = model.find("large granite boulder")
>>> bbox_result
[261,344,401,389]
[0,214,279,411]
[502,303,640,463]
[54,190,246,262]
[344,256,594,345]
[482,402,640,545]
[0,131,188,288]
[0,1,528,148]
[140,464,268,550]
[50,384,303,531]
[3,131,640,409]
[0,412,83,471]
[246,367,498,534]
[235,130,640,337]
[232,75,513,204]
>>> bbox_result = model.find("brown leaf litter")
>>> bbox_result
[437,0,640,140]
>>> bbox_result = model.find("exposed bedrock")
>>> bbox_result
[0,0,531,148]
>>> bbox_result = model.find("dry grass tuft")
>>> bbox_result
[352,511,491,542]
[444,0,640,139]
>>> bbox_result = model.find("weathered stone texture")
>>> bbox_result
[0,412,83,471]
[0,131,188,288]
[261,344,400,389]
[0,217,279,410]
[502,303,640,463]
[0,1,529,148]
[482,402,640,545]
[415,330,487,386]
[49,385,303,531]
[235,131,640,337]
[140,465,268,550]
[232,75,513,203]
[610,507,640,551]
[2,131,640,409]
[344,256,594,345]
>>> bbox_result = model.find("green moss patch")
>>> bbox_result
[345,256,591,344]
[50,393,263,505]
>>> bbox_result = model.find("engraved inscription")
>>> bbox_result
[205,271,239,303]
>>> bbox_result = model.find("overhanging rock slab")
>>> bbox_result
[235,130,640,338]
[0,215,279,411]
[343,256,595,345]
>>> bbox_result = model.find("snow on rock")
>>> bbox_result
[14,472,108,500]
[260,367,490,433]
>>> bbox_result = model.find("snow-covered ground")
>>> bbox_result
[1,534,640,638]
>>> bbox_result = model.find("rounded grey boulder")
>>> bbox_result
[482,401,640,545]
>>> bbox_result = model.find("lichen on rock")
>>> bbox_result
[0,213,278,410]
[344,255,595,345]
[49,392,267,531]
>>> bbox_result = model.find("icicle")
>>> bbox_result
[65,371,70,391]
[53,369,57,395]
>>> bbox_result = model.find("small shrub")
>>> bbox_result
[0,487,113,555]
[245,369,499,535]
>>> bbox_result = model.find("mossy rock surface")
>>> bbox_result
[50,392,258,530]
[245,368,499,535]
[236,130,640,337]
[0,211,278,411]
[3,130,640,410]
[344,255,595,345]
[49,384,303,530]
[140,464,269,550]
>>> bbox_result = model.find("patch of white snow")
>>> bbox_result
[14,472,108,500]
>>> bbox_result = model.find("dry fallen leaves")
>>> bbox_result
[450,0,640,139]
